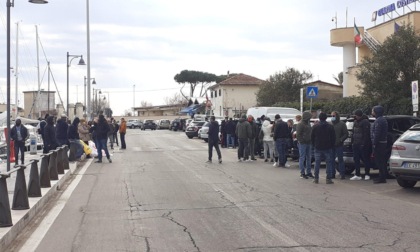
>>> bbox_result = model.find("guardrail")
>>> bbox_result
[0,145,70,227]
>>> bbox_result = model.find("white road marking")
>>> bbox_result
[19,160,91,251]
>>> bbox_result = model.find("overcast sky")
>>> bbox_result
[0,0,412,116]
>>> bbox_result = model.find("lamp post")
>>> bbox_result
[93,88,101,116]
[67,52,85,117]
[84,76,95,113]
[6,0,48,172]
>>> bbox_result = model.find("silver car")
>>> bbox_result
[389,124,420,188]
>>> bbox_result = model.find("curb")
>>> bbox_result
[0,161,78,251]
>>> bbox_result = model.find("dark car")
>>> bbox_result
[185,121,206,139]
[170,118,186,131]
[141,120,157,130]
[342,115,420,174]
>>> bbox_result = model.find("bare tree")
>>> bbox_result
[140,100,153,107]
[164,92,185,105]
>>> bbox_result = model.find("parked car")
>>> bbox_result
[185,121,206,139]
[198,121,222,143]
[170,118,186,131]
[389,124,420,188]
[126,119,143,129]
[142,120,157,130]
[157,119,170,129]
[342,115,420,174]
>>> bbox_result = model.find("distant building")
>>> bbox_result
[209,73,264,118]
[134,103,186,117]
[304,80,343,101]
[23,90,55,119]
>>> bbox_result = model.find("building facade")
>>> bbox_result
[304,80,343,101]
[209,73,264,118]
[23,90,56,119]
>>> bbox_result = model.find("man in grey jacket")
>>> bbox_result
[296,111,313,179]
[236,115,252,161]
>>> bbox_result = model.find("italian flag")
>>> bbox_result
[354,23,362,44]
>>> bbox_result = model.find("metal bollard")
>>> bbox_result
[0,175,12,227]
[56,147,64,175]
[49,150,58,181]
[39,154,51,188]
[68,143,76,162]
[28,160,42,197]
[12,166,30,210]
[63,145,70,170]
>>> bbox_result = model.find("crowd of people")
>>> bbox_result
[209,105,389,185]
[34,114,128,164]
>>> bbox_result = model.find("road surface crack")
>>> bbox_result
[162,211,200,252]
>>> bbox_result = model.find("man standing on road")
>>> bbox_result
[225,118,235,148]
[311,112,336,184]
[273,114,290,168]
[119,118,127,150]
[236,115,252,161]
[351,109,373,181]
[10,118,29,166]
[296,111,312,179]
[56,114,69,147]
[331,111,348,180]
[206,116,222,164]
[248,115,258,161]
[371,105,388,184]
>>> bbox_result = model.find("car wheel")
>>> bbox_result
[345,165,355,175]
[187,136,193,139]
[396,178,417,188]
[130,125,134,129]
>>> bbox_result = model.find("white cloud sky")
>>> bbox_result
[0,0,409,116]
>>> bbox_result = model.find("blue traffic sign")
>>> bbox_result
[306,86,318,98]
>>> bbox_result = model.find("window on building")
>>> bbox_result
[215,90,217,98]
[211,91,213,98]
[219,89,221,96]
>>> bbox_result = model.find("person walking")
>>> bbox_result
[371,105,388,184]
[351,109,373,181]
[331,111,348,180]
[206,116,222,163]
[55,114,69,147]
[273,114,290,168]
[10,118,29,166]
[235,115,252,161]
[67,117,85,160]
[94,114,112,163]
[43,115,58,154]
[248,115,258,161]
[296,111,313,179]
[311,112,336,184]
[261,118,275,163]
[119,117,127,149]
[225,118,236,148]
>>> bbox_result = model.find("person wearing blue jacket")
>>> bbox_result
[206,116,222,164]
[10,119,29,165]
[371,105,388,184]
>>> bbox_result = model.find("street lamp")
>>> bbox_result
[6,0,48,172]
[84,76,95,112]
[67,52,85,117]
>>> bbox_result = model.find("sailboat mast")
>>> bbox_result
[36,25,41,119]
[15,22,19,119]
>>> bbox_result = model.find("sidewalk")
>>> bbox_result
[0,150,82,251]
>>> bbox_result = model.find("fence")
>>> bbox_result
[0,146,69,227]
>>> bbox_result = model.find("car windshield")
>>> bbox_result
[399,131,420,143]
[145,120,154,123]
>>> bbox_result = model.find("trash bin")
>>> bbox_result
[30,135,37,155]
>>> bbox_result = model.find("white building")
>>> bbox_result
[209,73,264,118]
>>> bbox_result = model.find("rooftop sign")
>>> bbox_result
[373,0,416,21]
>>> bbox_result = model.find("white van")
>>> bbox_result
[246,107,301,121]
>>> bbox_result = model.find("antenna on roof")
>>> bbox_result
[227,71,230,77]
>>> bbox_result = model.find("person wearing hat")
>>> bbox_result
[351,110,372,181]
[56,114,69,147]
[10,118,29,165]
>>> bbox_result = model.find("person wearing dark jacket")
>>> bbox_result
[55,114,69,147]
[248,115,258,161]
[112,119,119,147]
[311,112,336,184]
[371,105,388,184]
[351,110,372,181]
[296,111,312,178]
[43,116,58,154]
[331,111,348,179]
[10,119,29,165]
[67,117,84,160]
[206,116,222,164]
[225,118,236,148]
[235,115,252,161]
[273,114,290,168]
[94,114,112,163]
[220,118,227,148]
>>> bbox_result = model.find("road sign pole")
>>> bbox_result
[310,98,313,112]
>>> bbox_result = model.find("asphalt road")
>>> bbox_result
[10,129,420,252]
